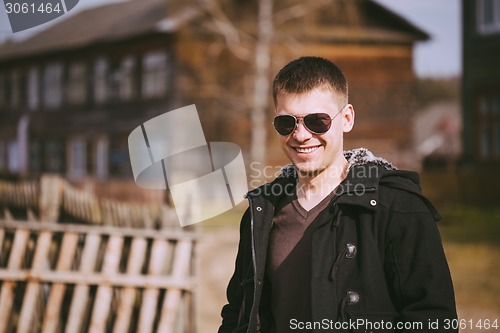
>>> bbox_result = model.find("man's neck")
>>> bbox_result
[296,158,349,211]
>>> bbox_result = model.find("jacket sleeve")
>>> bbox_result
[219,208,252,333]
[384,189,458,333]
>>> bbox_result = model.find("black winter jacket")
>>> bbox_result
[219,149,457,333]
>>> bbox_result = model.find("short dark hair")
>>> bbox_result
[272,56,348,107]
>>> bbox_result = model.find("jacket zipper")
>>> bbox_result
[247,196,258,333]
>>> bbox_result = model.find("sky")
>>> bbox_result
[374,0,461,78]
[0,0,461,78]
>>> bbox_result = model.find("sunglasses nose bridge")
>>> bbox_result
[293,117,313,138]
[294,116,302,130]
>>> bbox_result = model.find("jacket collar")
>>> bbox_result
[277,147,397,179]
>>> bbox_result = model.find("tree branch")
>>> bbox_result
[197,0,255,62]
[273,0,334,26]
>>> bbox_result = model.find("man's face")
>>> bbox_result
[275,88,354,177]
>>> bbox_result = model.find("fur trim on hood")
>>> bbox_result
[280,147,397,178]
[344,147,397,170]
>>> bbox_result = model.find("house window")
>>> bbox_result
[0,141,5,172]
[43,63,63,109]
[94,136,108,179]
[68,136,87,179]
[120,56,135,100]
[8,140,20,173]
[142,51,168,98]
[11,70,20,108]
[29,141,41,173]
[94,58,108,104]
[28,67,39,110]
[68,62,87,105]
[109,139,131,178]
[477,0,500,34]
[44,140,64,173]
[0,72,6,107]
[478,94,500,160]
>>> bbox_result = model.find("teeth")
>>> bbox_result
[295,146,319,153]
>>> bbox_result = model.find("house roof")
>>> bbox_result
[0,0,428,61]
[0,0,200,61]
[361,0,429,41]
[279,0,429,44]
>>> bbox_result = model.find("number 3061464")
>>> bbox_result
[5,2,62,14]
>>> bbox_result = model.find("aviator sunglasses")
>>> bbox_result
[273,105,346,136]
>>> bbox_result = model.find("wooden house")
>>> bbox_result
[462,0,500,167]
[0,0,428,182]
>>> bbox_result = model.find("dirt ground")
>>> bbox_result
[196,226,239,333]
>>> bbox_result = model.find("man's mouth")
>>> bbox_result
[294,146,320,153]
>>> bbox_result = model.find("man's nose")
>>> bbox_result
[292,120,312,142]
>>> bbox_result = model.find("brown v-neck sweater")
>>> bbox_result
[266,188,336,332]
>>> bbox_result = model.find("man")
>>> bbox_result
[219,56,457,332]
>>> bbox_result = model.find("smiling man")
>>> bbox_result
[219,57,457,333]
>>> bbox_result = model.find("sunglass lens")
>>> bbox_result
[304,113,332,134]
[273,115,296,136]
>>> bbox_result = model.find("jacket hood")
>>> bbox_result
[279,147,397,178]
[255,147,439,221]
[344,147,397,171]
[247,147,440,220]
[249,148,406,201]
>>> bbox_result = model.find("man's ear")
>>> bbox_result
[342,104,355,133]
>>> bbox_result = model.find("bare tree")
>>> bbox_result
[251,0,273,173]
[195,0,341,180]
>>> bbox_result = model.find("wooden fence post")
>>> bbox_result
[0,229,30,333]
[65,234,101,333]
[39,175,63,223]
[157,240,193,332]
[17,231,53,333]
[88,235,124,333]
[138,239,171,333]
[112,237,147,333]
[42,232,79,333]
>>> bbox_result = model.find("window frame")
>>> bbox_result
[120,56,136,101]
[67,136,88,180]
[476,91,500,162]
[67,62,87,105]
[94,57,108,104]
[0,72,7,107]
[477,0,500,35]
[43,62,64,110]
[142,50,168,98]
[27,67,40,111]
